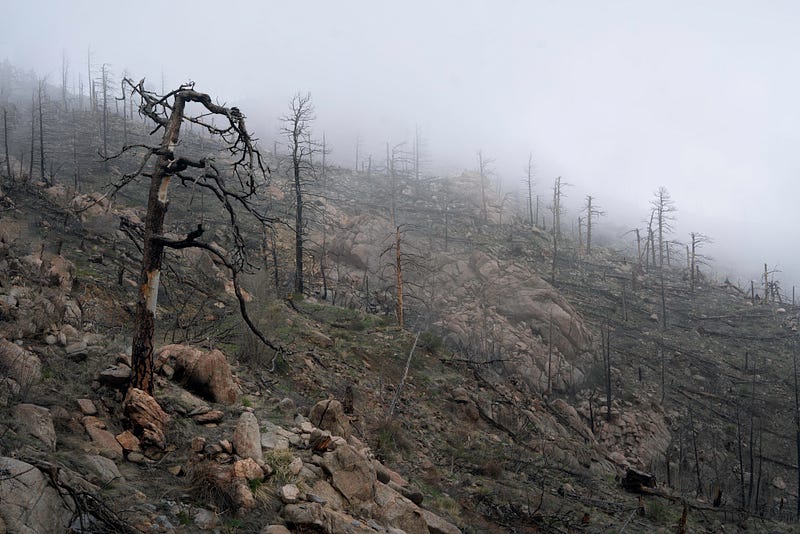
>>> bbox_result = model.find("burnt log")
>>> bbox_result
[622,467,657,493]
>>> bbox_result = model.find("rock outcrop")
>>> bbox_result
[156,344,240,405]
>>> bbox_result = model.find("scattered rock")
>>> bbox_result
[451,387,470,403]
[115,430,141,453]
[280,484,301,504]
[84,418,124,460]
[98,364,131,387]
[124,388,170,450]
[289,457,303,475]
[261,526,291,534]
[192,409,225,424]
[233,458,264,481]
[77,398,98,416]
[233,411,262,463]
[127,452,147,464]
[193,508,218,530]
[277,397,296,414]
[14,403,56,451]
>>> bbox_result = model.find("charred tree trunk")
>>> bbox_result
[28,92,35,182]
[395,226,404,328]
[38,80,46,185]
[293,143,304,294]
[794,352,800,519]
[129,95,187,395]
[2,108,10,179]
[547,313,553,394]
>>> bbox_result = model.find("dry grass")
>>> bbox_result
[187,460,236,512]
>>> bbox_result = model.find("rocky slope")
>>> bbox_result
[2,157,800,534]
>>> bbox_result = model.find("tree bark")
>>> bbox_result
[3,108,11,179]
[395,226,403,328]
[37,80,46,185]
[129,95,187,395]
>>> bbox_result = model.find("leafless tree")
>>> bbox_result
[37,78,47,185]
[477,150,493,222]
[651,187,676,268]
[583,195,604,255]
[281,92,317,294]
[523,153,535,228]
[688,232,712,293]
[60,50,69,112]
[2,106,12,179]
[109,78,276,397]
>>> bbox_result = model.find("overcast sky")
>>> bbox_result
[4,0,800,289]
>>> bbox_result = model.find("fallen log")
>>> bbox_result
[621,467,657,494]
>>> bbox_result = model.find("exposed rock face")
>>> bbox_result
[436,251,593,392]
[14,403,56,451]
[309,399,352,439]
[156,344,240,405]
[0,457,73,534]
[123,388,170,450]
[327,217,593,394]
[580,398,671,468]
[233,411,262,463]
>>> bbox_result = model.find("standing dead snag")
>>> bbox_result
[113,79,275,398]
[281,92,317,295]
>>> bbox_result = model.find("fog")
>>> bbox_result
[5,0,800,289]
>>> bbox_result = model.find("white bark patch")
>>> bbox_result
[158,176,171,204]
[145,270,160,315]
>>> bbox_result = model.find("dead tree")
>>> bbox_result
[2,106,11,179]
[651,187,676,268]
[583,195,604,255]
[61,50,69,112]
[477,150,493,223]
[794,350,800,519]
[100,64,111,162]
[37,78,47,185]
[688,232,712,293]
[281,92,317,295]
[524,153,535,228]
[601,324,612,421]
[395,226,404,327]
[111,79,277,397]
[551,176,567,240]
